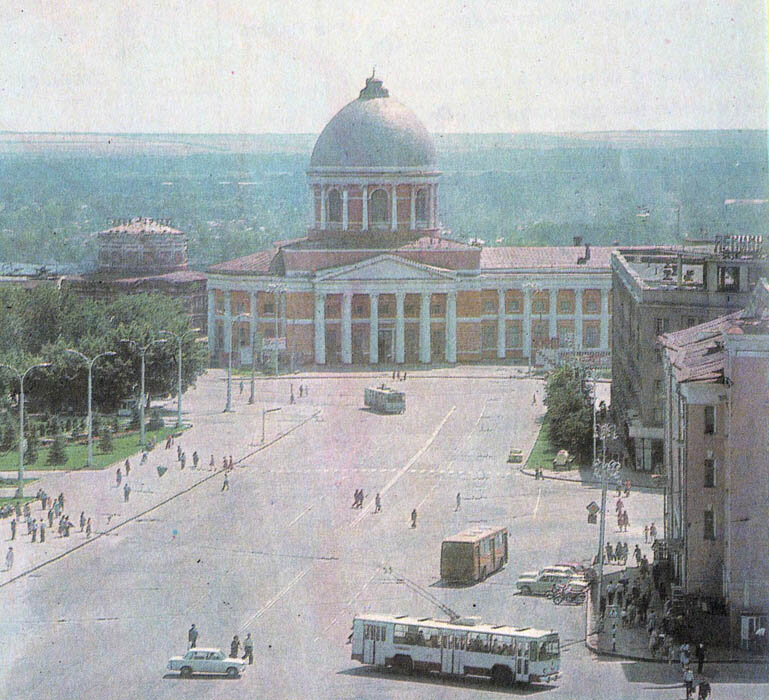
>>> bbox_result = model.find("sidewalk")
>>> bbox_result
[521,464,664,491]
[0,374,319,587]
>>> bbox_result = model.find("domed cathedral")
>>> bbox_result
[206,75,614,369]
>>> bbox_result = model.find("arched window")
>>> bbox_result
[416,188,428,226]
[327,189,342,224]
[369,188,389,228]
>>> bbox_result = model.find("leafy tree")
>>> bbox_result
[0,417,16,452]
[25,423,39,464]
[148,408,164,431]
[98,427,114,454]
[543,365,594,462]
[47,432,68,465]
[111,416,119,433]
[92,415,102,438]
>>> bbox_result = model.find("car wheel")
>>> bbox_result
[179,666,192,678]
[394,655,414,676]
[552,593,564,605]
[520,585,531,595]
[226,667,240,678]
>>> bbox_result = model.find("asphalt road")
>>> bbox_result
[4,371,760,699]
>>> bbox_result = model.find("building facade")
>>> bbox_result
[64,218,208,332]
[611,241,767,471]
[206,75,613,368]
[660,288,769,647]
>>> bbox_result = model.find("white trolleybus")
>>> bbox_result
[351,613,560,686]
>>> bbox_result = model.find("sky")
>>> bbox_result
[1,0,767,134]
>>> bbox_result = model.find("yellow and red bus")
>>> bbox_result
[440,526,508,583]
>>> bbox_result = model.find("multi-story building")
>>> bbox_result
[64,218,208,332]
[206,74,613,368]
[611,240,767,471]
[660,285,769,647]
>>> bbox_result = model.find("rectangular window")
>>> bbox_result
[263,302,275,314]
[584,325,600,348]
[586,299,599,313]
[430,303,441,314]
[717,266,740,292]
[704,509,716,540]
[483,300,496,314]
[704,405,715,435]
[704,459,715,488]
[559,300,573,314]
[533,300,546,313]
[506,323,522,348]
[507,298,521,313]
[482,325,496,350]
[655,318,669,335]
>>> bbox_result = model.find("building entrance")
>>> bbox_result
[378,328,394,363]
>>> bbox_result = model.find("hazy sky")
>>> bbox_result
[1,0,767,133]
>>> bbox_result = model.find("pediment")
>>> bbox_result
[317,254,454,281]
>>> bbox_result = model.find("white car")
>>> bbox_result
[516,567,589,596]
[167,648,246,678]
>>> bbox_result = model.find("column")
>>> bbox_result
[445,290,457,363]
[207,288,216,357]
[342,188,349,231]
[523,287,532,359]
[320,186,326,229]
[369,293,379,364]
[432,183,439,228]
[419,292,431,363]
[549,288,557,342]
[223,291,232,355]
[341,292,352,364]
[249,291,258,358]
[314,292,326,365]
[410,185,416,230]
[309,186,316,228]
[362,185,368,231]
[395,291,405,363]
[497,288,506,359]
[428,185,435,229]
[391,184,398,232]
[600,288,610,349]
[574,288,583,351]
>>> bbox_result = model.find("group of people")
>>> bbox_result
[187,624,254,665]
[391,370,407,381]
[615,496,631,532]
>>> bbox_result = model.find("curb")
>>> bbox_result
[0,409,321,589]
[519,466,665,492]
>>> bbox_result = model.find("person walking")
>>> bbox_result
[695,642,705,674]
[116,467,122,486]
[10,518,16,541]
[239,379,244,395]
[180,452,186,469]
[611,623,617,652]
[230,635,240,658]
[374,493,381,513]
[86,518,92,538]
[5,546,13,571]
[124,459,131,476]
[649,522,657,541]
[123,483,131,503]
[228,455,234,470]
[242,633,254,664]
[411,508,417,528]
[192,451,199,469]
[210,454,215,468]
[634,544,642,566]
[644,524,649,543]
[80,511,86,532]
[47,508,54,528]
[683,665,694,700]
[39,521,45,543]
[188,624,198,648]
[222,473,230,491]
[455,492,461,511]
[31,519,37,543]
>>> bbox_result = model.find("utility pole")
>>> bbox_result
[224,314,250,413]
[159,328,201,428]
[120,338,168,447]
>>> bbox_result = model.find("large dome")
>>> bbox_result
[309,75,437,170]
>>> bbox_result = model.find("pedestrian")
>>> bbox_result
[374,493,381,513]
[5,546,13,571]
[411,508,417,528]
[615,497,624,514]
[222,456,229,470]
[31,519,37,543]
[210,454,215,467]
[192,451,199,469]
[396,371,400,380]
[623,511,630,532]
[125,459,131,476]
[403,372,407,381]
[10,518,16,541]
[80,511,86,532]
[39,522,45,543]
[624,479,631,497]
[647,610,656,634]
[351,489,358,508]
[612,623,617,652]
[239,379,244,395]
[634,544,642,566]
[644,525,649,543]
[680,642,690,668]
[607,581,616,606]
[180,452,186,469]
[48,508,54,528]
[242,633,254,664]
[599,596,606,619]
[116,467,122,486]
[695,642,705,674]
[299,384,303,398]
[649,522,657,541]
[290,385,295,404]
[123,483,131,502]
[177,445,182,461]
[86,519,92,538]
[188,623,198,648]
[532,393,537,405]
[697,679,711,699]
[392,370,396,380]
[141,451,148,465]
[606,543,614,563]
[229,455,234,470]
[230,635,240,658]
[222,473,230,491]
[455,492,461,511]
[58,493,64,509]
[683,665,694,699]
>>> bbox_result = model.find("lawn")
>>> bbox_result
[0,425,187,472]
[525,417,561,472]
[0,496,36,507]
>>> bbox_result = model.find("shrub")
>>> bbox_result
[25,424,39,464]
[98,427,114,454]
[47,432,68,465]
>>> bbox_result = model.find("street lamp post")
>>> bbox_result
[224,313,250,413]
[120,338,168,448]
[0,362,51,497]
[159,328,200,428]
[266,284,283,376]
[593,423,621,630]
[248,320,259,405]
[65,350,117,468]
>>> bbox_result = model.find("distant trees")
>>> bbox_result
[47,431,68,466]
[543,365,594,462]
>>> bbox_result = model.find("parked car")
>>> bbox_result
[516,566,589,596]
[167,648,246,678]
[556,561,596,582]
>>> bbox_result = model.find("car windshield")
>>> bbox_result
[209,652,223,660]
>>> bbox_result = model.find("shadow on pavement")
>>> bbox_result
[599,660,769,686]
[162,672,242,681]
[338,665,555,695]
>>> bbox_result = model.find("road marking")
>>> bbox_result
[314,570,379,641]
[240,566,311,631]
[288,505,312,527]
[347,406,456,528]
[533,487,542,518]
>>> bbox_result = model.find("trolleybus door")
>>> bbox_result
[363,623,387,665]
[440,633,463,675]
[515,641,530,682]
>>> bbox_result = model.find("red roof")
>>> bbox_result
[208,250,277,274]
[480,246,613,270]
